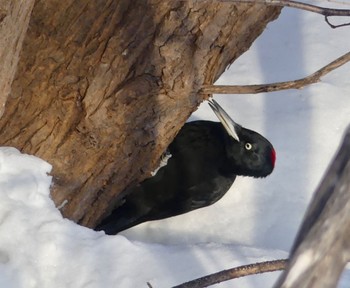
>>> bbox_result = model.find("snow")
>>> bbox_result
[1,4,350,288]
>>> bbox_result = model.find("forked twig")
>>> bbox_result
[215,0,350,28]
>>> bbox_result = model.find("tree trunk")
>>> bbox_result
[275,125,350,288]
[0,0,35,116]
[0,0,281,227]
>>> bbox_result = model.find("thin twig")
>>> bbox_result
[201,50,350,95]
[172,259,288,288]
[212,0,350,28]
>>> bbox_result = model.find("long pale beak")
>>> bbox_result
[208,99,241,142]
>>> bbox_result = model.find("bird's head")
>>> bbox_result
[208,99,275,178]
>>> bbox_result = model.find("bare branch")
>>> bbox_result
[172,259,288,288]
[211,0,350,28]
[201,51,350,95]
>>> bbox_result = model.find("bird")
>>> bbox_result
[96,99,276,235]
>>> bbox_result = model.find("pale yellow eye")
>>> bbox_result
[245,143,252,150]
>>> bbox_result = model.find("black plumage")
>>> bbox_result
[96,99,276,235]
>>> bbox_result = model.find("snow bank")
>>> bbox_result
[0,148,287,287]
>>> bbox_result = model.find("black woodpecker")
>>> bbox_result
[96,99,276,234]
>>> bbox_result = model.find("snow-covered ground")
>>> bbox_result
[1,4,350,288]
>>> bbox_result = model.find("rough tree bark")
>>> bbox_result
[0,0,35,116]
[0,0,281,227]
